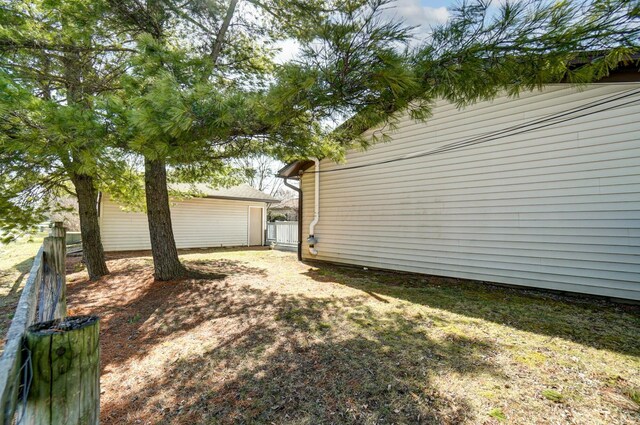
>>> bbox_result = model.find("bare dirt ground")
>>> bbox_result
[60,248,640,424]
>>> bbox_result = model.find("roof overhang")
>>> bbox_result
[277,160,315,180]
[568,52,640,66]
[200,195,280,204]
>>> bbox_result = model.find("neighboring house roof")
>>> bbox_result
[170,183,279,203]
[269,198,298,210]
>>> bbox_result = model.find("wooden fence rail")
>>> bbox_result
[0,246,45,424]
[0,222,100,425]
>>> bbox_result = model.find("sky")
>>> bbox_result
[388,0,453,30]
[376,0,514,36]
[275,0,466,63]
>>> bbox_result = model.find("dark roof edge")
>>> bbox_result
[200,195,279,203]
[100,190,278,204]
[277,160,315,179]
[568,52,640,66]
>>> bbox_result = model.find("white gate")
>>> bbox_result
[266,221,298,249]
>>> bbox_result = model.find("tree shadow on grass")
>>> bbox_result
[0,256,37,351]
[302,263,640,357]
[7,256,36,295]
[101,290,502,425]
[185,258,267,280]
[68,255,270,371]
[0,255,36,300]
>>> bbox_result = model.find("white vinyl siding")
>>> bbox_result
[100,195,267,251]
[300,83,640,300]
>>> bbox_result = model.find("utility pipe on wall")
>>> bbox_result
[307,158,320,255]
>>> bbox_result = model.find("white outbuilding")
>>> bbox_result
[99,184,277,252]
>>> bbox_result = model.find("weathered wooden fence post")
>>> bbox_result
[24,316,100,425]
[39,222,67,322]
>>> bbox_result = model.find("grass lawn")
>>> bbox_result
[0,232,48,353]
[60,248,640,424]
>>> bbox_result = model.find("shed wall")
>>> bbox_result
[100,195,266,251]
[300,84,640,300]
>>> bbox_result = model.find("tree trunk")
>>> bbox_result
[72,173,109,280]
[144,157,185,280]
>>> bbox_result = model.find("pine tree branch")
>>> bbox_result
[0,39,136,54]
[211,0,239,64]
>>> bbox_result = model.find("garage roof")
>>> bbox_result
[170,183,279,203]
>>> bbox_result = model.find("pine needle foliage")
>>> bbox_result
[273,0,640,155]
[0,0,131,241]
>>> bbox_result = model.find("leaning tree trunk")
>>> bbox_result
[144,157,185,281]
[72,173,109,280]
[61,48,109,281]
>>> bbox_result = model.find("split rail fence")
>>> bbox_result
[0,223,99,425]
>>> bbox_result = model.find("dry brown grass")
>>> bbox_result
[64,248,640,425]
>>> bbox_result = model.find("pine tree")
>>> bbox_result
[0,0,133,279]
[104,0,333,280]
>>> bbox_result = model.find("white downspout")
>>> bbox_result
[307,158,320,255]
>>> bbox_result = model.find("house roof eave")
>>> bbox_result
[277,160,315,179]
